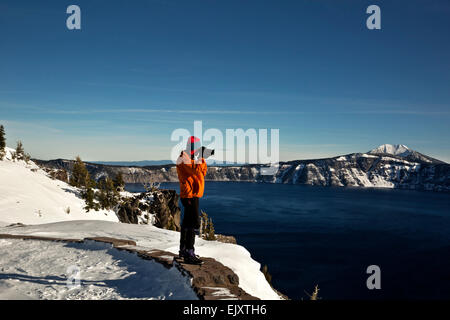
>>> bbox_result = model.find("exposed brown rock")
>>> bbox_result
[151,189,181,231]
[0,233,82,243]
[173,257,258,300]
[116,190,181,231]
[116,199,141,224]
[85,236,136,247]
[43,167,69,183]
[215,234,237,244]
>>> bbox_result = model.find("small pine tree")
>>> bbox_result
[200,211,209,238]
[15,141,25,161]
[83,187,95,211]
[262,265,272,284]
[97,180,108,209]
[200,211,216,241]
[0,125,6,160]
[113,172,125,189]
[105,177,118,207]
[207,217,216,240]
[70,156,90,188]
[307,285,320,301]
[96,178,118,209]
[24,153,31,164]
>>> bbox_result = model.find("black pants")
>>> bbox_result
[180,197,200,251]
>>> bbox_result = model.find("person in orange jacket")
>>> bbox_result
[176,136,207,264]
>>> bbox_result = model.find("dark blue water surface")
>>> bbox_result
[126,182,450,300]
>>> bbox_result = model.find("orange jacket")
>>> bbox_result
[176,151,207,198]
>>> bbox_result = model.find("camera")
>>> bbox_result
[194,146,215,159]
[201,146,215,159]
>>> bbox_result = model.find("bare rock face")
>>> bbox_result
[116,197,141,224]
[116,190,181,231]
[152,189,181,231]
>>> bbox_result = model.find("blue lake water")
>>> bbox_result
[125,182,450,300]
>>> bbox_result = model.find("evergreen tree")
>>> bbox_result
[113,172,125,189]
[97,184,108,209]
[69,156,90,188]
[200,211,209,237]
[207,217,216,240]
[0,125,6,160]
[261,265,272,284]
[15,141,25,161]
[83,187,95,211]
[82,177,98,211]
[96,178,118,209]
[105,177,119,208]
[200,211,216,240]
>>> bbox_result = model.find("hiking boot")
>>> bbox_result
[179,248,188,259]
[184,249,203,265]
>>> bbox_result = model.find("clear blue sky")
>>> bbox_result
[1,0,449,162]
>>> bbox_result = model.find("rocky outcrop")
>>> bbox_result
[116,190,181,231]
[42,167,69,183]
[151,189,181,231]
[173,256,257,300]
[214,234,237,244]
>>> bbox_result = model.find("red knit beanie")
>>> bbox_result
[186,136,201,156]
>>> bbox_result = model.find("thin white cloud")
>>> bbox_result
[0,119,62,134]
[1,97,449,118]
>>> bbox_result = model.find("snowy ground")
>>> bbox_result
[0,148,118,224]
[0,147,282,300]
[0,220,282,300]
[0,238,197,300]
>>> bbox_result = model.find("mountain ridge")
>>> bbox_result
[33,144,450,192]
[49,144,447,167]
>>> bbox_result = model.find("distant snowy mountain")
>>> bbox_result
[368,144,445,164]
[369,144,412,157]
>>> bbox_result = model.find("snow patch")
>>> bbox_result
[369,144,411,157]
[0,238,197,300]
